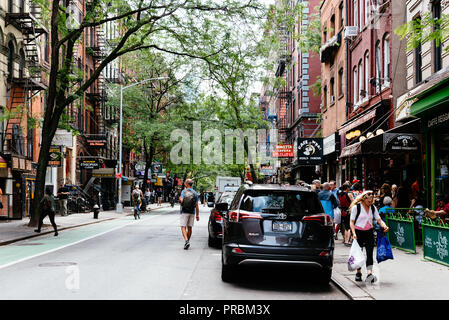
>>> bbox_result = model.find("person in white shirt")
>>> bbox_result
[349,190,389,283]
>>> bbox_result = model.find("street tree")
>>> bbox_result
[28,0,265,226]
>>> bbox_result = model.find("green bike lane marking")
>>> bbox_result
[0,213,161,270]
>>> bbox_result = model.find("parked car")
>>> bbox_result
[207,192,215,207]
[208,191,237,248]
[220,184,334,284]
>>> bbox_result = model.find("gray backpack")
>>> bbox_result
[182,189,196,213]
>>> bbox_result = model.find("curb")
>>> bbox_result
[331,272,375,300]
[0,204,173,247]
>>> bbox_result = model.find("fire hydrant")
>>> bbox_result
[93,204,100,219]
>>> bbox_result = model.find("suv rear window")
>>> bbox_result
[238,190,323,216]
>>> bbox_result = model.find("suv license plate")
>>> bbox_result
[272,221,292,232]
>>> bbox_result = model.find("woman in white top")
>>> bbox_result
[349,190,389,283]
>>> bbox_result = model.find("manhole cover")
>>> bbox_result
[38,262,78,267]
[15,243,44,246]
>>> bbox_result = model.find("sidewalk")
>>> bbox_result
[0,203,171,246]
[331,238,449,300]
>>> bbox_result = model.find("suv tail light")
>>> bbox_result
[229,211,262,222]
[213,210,222,222]
[303,214,333,226]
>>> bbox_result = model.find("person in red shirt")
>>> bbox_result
[425,195,449,220]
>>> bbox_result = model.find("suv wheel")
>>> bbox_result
[317,268,332,285]
[221,263,237,283]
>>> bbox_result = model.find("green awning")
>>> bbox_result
[410,83,449,116]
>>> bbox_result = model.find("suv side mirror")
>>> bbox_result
[215,202,228,212]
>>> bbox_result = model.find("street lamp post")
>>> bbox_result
[116,76,169,213]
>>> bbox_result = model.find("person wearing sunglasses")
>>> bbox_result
[349,190,389,283]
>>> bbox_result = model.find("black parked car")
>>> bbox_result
[220,184,334,284]
[207,192,215,207]
[208,191,236,248]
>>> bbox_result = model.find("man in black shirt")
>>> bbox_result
[57,182,70,216]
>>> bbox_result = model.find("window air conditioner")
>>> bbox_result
[344,26,358,39]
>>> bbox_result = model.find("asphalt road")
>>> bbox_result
[0,205,348,300]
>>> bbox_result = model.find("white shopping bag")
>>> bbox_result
[333,207,341,224]
[347,240,366,271]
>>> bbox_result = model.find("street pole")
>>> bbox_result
[116,76,169,213]
[117,85,124,212]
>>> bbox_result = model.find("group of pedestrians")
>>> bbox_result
[305,179,390,283]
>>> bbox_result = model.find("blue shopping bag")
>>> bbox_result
[376,231,394,263]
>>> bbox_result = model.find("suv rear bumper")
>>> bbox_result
[223,243,333,270]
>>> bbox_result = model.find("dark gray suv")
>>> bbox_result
[220,184,334,284]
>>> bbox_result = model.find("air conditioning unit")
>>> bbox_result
[344,26,358,39]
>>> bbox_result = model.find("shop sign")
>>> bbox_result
[260,165,276,176]
[48,146,62,167]
[384,133,422,152]
[52,130,73,148]
[80,160,100,169]
[427,111,449,129]
[92,168,115,177]
[272,144,294,158]
[323,133,340,156]
[297,138,323,165]
[87,136,107,147]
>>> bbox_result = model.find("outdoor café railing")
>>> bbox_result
[385,208,449,266]
[422,217,449,267]
[385,208,417,254]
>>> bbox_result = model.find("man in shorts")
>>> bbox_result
[179,179,199,250]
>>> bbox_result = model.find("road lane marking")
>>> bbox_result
[0,214,160,270]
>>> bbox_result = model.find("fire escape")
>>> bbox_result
[85,24,107,153]
[3,2,48,159]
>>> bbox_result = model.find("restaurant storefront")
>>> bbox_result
[409,80,449,209]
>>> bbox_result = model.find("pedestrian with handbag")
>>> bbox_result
[35,188,58,236]
[339,184,354,246]
[349,190,389,283]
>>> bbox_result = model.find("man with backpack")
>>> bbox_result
[132,185,142,219]
[179,179,199,250]
[35,188,58,236]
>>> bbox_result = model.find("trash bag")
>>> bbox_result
[376,231,394,263]
[347,240,366,271]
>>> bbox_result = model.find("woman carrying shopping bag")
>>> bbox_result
[349,190,389,283]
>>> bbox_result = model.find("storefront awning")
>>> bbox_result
[411,84,449,116]
[340,142,362,158]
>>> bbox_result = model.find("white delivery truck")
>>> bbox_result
[215,176,241,200]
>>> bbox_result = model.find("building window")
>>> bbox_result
[8,0,13,12]
[375,40,381,92]
[353,67,358,106]
[359,0,363,31]
[323,84,327,108]
[339,2,344,29]
[433,0,442,72]
[338,67,344,97]
[365,0,370,26]
[364,51,369,98]
[330,78,335,103]
[7,41,15,80]
[415,42,422,84]
[354,0,358,31]
[358,61,363,102]
[330,15,335,37]
[44,33,49,62]
[383,34,390,86]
